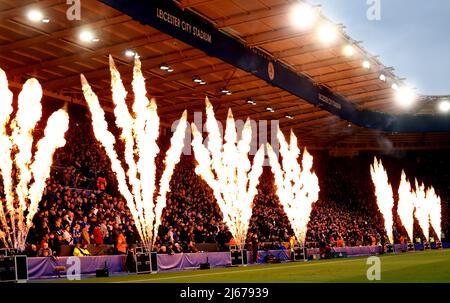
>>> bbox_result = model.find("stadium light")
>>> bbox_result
[266,106,275,113]
[221,88,232,95]
[317,23,339,44]
[246,98,256,105]
[193,76,206,84]
[395,86,416,108]
[285,113,294,120]
[158,63,173,72]
[79,30,98,42]
[438,100,450,113]
[362,60,371,69]
[391,83,399,91]
[125,50,136,57]
[343,44,355,57]
[27,9,43,22]
[379,73,386,81]
[290,3,317,30]
[160,63,170,70]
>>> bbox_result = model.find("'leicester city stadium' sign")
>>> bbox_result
[156,8,212,44]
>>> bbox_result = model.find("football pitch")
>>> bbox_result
[44,250,450,283]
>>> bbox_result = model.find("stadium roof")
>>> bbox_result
[1,0,450,155]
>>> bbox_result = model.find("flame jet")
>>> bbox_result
[384,169,442,244]
[0,67,69,250]
[414,181,430,242]
[27,109,69,227]
[191,98,265,247]
[80,56,187,248]
[427,187,442,241]
[11,78,43,232]
[413,180,441,242]
[398,175,442,242]
[0,69,14,247]
[370,158,395,244]
[397,171,415,242]
[266,128,319,244]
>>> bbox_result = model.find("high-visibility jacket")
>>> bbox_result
[73,247,91,257]
[289,236,296,252]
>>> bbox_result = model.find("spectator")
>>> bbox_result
[336,237,346,248]
[73,243,91,257]
[97,175,107,191]
[47,233,59,255]
[72,223,81,244]
[27,244,39,257]
[62,225,73,245]
[116,231,127,254]
[38,242,53,257]
[81,225,91,245]
[93,224,104,245]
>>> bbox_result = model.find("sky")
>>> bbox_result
[309,0,450,96]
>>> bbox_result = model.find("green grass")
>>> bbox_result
[42,250,450,283]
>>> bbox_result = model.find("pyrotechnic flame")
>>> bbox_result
[27,109,69,226]
[0,67,69,250]
[397,171,415,242]
[0,69,14,246]
[191,98,265,246]
[131,57,160,242]
[109,57,145,239]
[81,56,187,248]
[413,180,430,242]
[0,230,7,248]
[11,78,43,230]
[370,158,394,244]
[416,181,442,242]
[266,128,319,244]
[393,170,442,243]
[153,110,188,240]
[427,187,442,241]
[81,73,144,243]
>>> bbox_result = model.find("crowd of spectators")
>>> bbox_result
[153,155,229,254]
[0,106,448,256]
[24,178,139,256]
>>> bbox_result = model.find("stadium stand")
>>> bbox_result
[1,106,447,256]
